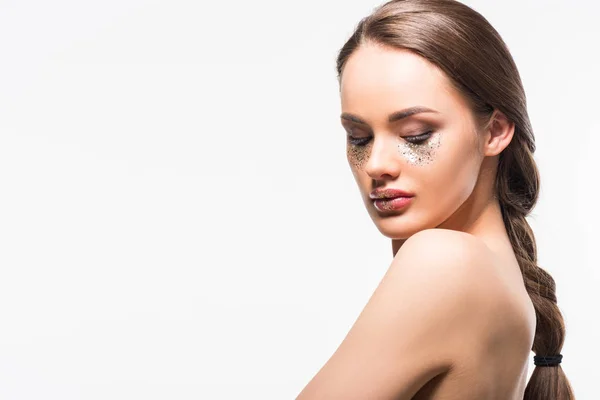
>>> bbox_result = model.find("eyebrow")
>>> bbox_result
[340,106,439,125]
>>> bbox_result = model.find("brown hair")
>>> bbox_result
[335,0,574,398]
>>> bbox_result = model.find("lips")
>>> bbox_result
[372,195,413,211]
[369,188,414,200]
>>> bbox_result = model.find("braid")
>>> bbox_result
[497,141,575,399]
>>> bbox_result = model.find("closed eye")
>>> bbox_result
[403,130,433,145]
[347,131,433,147]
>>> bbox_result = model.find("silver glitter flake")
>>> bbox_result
[397,133,441,166]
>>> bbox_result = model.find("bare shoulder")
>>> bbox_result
[397,227,531,298]
[395,227,489,266]
[394,228,512,291]
[297,228,531,399]
[394,228,534,356]
[390,229,535,398]
[388,228,497,301]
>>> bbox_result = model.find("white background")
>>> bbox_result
[0,0,598,398]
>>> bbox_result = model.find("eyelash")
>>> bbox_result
[347,130,433,147]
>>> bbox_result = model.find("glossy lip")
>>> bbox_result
[369,187,415,200]
[372,196,413,212]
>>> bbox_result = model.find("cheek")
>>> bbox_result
[347,143,371,170]
[418,134,480,200]
[396,132,442,166]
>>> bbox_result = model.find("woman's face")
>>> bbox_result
[340,43,487,239]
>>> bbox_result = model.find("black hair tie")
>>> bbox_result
[534,354,562,367]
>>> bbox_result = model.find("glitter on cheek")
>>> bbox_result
[347,142,372,170]
[397,132,441,166]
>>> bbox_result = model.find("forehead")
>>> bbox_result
[340,43,463,118]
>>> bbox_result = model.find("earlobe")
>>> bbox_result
[484,110,515,157]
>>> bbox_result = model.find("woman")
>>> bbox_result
[297,0,574,399]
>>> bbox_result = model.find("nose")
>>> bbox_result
[364,136,402,181]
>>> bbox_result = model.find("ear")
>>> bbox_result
[482,110,515,157]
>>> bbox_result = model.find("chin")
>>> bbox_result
[372,216,421,240]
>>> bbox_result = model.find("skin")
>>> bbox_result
[340,42,514,258]
[296,42,538,399]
